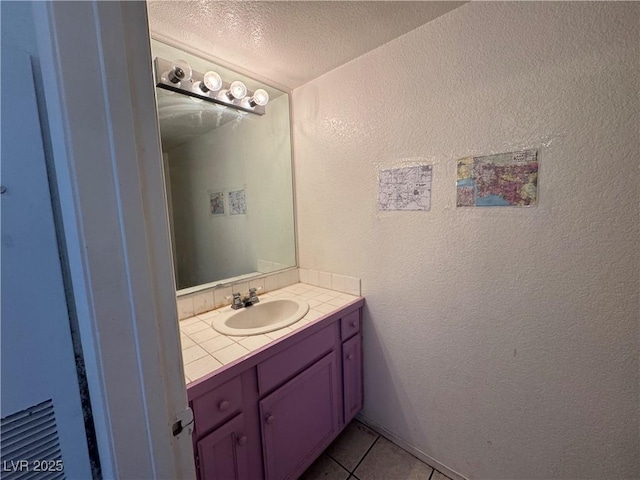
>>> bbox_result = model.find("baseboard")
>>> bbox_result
[355,413,469,480]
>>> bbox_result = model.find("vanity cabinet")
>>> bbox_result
[188,300,364,480]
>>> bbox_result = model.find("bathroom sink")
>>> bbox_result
[212,297,310,336]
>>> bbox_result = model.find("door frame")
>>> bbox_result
[31,1,195,477]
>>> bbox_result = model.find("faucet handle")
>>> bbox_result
[228,292,244,309]
[248,287,262,304]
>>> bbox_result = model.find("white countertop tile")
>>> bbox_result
[199,335,234,355]
[184,355,223,380]
[188,327,222,344]
[213,343,251,365]
[179,282,360,382]
[182,344,209,364]
[181,320,212,335]
[238,334,273,350]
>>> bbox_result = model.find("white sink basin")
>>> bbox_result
[212,297,309,336]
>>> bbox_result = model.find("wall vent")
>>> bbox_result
[1,399,65,479]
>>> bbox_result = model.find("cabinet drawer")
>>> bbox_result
[192,375,243,436]
[257,323,336,395]
[340,310,360,340]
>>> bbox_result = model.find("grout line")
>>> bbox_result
[325,449,352,474]
[428,468,435,480]
[335,460,351,479]
[350,435,380,475]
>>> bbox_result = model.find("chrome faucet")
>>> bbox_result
[230,288,261,310]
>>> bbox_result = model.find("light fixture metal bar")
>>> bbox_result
[153,57,266,116]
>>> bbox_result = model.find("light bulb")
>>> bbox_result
[203,71,222,92]
[165,59,192,85]
[250,89,269,107]
[192,81,208,96]
[252,89,269,106]
[226,81,247,100]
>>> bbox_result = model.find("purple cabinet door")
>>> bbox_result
[197,413,250,480]
[260,351,340,480]
[342,335,363,423]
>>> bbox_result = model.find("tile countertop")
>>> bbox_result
[178,283,361,384]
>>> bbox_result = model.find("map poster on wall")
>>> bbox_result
[229,189,247,215]
[209,192,225,215]
[456,149,539,207]
[378,165,432,211]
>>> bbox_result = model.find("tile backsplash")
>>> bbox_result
[176,267,360,320]
[299,268,361,296]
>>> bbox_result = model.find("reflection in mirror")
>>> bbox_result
[151,40,296,293]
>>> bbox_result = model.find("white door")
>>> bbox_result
[27,2,197,477]
[1,45,94,478]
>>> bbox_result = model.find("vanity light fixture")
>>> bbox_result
[154,57,268,115]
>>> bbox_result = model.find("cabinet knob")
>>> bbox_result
[218,400,229,411]
[237,435,247,446]
[265,415,275,425]
[349,321,356,328]
[347,353,354,360]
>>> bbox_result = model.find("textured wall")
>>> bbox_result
[292,2,639,479]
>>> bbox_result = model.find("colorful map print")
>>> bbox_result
[456,150,538,207]
[209,192,224,215]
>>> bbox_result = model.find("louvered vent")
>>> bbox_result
[1,399,65,479]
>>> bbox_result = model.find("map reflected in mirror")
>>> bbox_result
[152,40,296,292]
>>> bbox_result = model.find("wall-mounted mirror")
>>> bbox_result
[151,40,296,293]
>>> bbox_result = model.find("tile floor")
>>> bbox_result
[300,421,453,480]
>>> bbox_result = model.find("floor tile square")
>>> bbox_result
[299,454,350,480]
[430,471,452,480]
[354,437,433,480]
[326,421,379,472]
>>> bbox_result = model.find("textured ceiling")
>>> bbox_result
[146,1,465,89]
